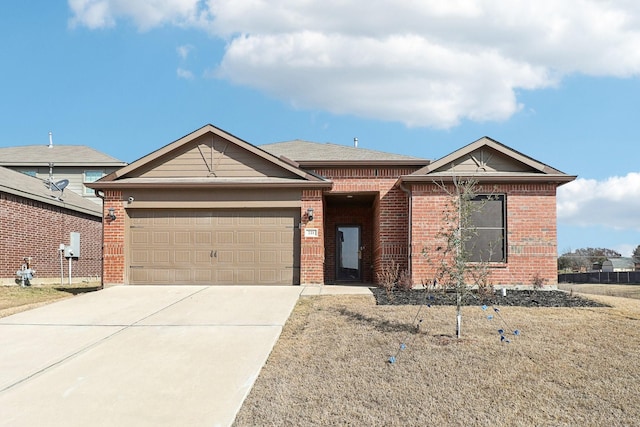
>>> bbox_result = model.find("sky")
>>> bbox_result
[1,1,639,256]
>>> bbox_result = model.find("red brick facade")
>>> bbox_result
[0,192,102,284]
[303,167,419,285]
[300,190,324,284]
[93,128,570,287]
[99,172,562,287]
[410,183,559,286]
[102,190,126,285]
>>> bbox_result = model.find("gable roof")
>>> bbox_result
[0,166,101,217]
[90,124,330,189]
[401,136,576,185]
[261,140,429,167]
[0,145,126,167]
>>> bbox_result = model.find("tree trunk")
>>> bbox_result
[456,292,462,338]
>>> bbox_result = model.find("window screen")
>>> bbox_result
[463,194,506,262]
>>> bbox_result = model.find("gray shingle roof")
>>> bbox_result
[0,166,101,217]
[0,145,126,166]
[261,140,428,164]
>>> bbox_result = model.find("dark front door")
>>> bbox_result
[336,225,361,281]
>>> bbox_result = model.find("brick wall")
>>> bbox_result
[0,192,102,284]
[311,167,417,285]
[410,182,559,287]
[300,190,324,284]
[102,190,126,285]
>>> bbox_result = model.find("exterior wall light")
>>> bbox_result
[107,207,117,221]
[306,207,314,221]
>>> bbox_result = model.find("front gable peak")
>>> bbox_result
[94,124,329,188]
[402,136,576,185]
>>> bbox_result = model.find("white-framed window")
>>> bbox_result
[18,169,37,177]
[84,170,104,195]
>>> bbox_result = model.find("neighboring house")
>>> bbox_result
[600,257,637,272]
[0,141,127,205]
[0,166,103,285]
[88,124,575,287]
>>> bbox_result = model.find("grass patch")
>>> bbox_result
[0,282,101,318]
[558,283,640,300]
[234,293,640,426]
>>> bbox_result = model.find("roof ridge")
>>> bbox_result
[261,139,429,162]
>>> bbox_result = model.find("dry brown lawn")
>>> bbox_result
[0,282,101,318]
[558,282,640,300]
[234,292,640,427]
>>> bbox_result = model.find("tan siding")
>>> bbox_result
[135,135,299,179]
[435,148,534,174]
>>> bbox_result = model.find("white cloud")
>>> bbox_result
[177,67,194,79]
[177,44,193,60]
[68,0,640,127]
[557,172,640,231]
[68,0,205,31]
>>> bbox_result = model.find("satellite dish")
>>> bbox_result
[50,179,69,193]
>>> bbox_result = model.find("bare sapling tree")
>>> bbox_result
[426,177,494,339]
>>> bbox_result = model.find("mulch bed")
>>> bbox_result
[370,287,609,307]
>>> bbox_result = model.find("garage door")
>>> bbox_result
[128,209,300,285]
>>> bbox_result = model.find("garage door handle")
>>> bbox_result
[211,250,217,258]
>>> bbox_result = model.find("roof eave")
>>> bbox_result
[399,174,577,185]
[0,161,127,167]
[87,180,333,190]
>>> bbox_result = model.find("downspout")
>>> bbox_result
[95,189,106,289]
[399,180,412,278]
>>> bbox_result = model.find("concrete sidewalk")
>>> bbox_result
[0,285,372,427]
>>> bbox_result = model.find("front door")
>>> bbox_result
[336,225,361,281]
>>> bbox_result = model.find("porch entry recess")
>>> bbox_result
[336,225,361,281]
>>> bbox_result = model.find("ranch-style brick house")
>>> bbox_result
[88,124,575,287]
[0,166,102,285]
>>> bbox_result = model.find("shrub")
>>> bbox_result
[396,269,413,291]
[377,260,399,295]
[532,272,547,289]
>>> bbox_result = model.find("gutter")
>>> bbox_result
[86,180,334,190]
[399,174,577,185]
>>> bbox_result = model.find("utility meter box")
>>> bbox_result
[64,232,80,258]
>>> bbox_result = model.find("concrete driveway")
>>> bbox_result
[0,285,317,426]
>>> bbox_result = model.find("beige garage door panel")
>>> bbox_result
[128,209,299,285]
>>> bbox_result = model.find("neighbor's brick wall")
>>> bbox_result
[312,167,417,284]
[102,190,126,285]
[410,183,559,287]
[0,192,102,284]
